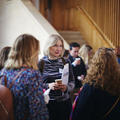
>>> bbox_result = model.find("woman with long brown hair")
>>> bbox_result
[71,47,120,120]
[1,34,49,120]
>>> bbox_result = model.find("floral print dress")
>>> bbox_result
[1,67,49,120]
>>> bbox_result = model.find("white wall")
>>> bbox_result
[0,0,69,58]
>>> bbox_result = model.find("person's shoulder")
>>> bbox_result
[82,83,95,94]
[83,83,90,90]
[68,55,74,62]
[23,68,41,77]
[38,56,49,64]
[22,68,42,84]
[42,56,48,60]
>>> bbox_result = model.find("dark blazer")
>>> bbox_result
[68,55,87,88]
[71,83,120,120]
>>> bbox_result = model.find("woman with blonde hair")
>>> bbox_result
[79,44,93,69]
[38,34,75,120]
[1,34,49,120]
[71,47,120,120]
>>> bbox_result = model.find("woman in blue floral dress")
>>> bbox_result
[1,34,49,120]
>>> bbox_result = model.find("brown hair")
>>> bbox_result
[63,49,69,58]
[83,47,120,96]
[5,34,40,69]
[0,47,11,70]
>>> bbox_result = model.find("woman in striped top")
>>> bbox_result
[38,34,75,120]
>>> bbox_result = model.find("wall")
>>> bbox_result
[69,7,112,51]
[39,0,120,50]
[0,0,69,58]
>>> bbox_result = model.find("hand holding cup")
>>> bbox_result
[74,58,81,65]
[55,79,67,92]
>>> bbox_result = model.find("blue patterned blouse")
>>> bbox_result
[1,67,49,120]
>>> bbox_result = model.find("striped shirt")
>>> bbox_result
[38,57,75,101]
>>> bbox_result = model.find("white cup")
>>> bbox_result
[75,58,80,61]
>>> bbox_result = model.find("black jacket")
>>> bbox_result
[68,55,87,88]
[71,83,120,120]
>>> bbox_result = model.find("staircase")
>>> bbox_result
[59,31,86,46]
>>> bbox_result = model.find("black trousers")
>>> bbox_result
[47,99,72,120]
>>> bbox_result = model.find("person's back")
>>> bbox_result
[1,34,49,120]
[71,47,120,120]
[1,68,48,120]
[71,83,120,120]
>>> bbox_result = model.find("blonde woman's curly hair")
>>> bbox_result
[83,47,120,96]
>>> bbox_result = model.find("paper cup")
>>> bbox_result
[55,79,62,84]
[75,58,80,61]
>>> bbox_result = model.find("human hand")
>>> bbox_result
[49,82,63,91]
[80,75,84,80]
[48,82,56,90]
[77,75,84,81]
[74,58,81,65]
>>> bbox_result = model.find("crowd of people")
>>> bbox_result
[0,33,120,120]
